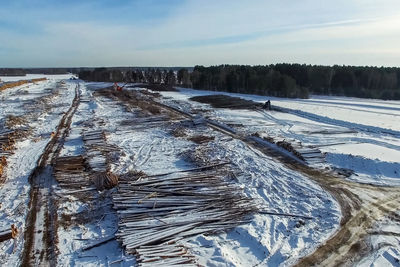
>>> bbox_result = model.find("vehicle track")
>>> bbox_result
[95,88,400,265]
[146,93,400,266]
[21,84,80,266]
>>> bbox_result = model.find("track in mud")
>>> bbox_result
[21,85,80,266]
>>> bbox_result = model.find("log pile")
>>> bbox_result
[113,170,257,265]
[0,128,29,183]
[136,244,196,267]
[119,115,170,128]
[54,156,90,190]
[276,140,305,161]
[0,130,15,157]
[83,130,119,190]
[83,130,108,172]
[256,133,326,165]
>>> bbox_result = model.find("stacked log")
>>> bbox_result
[136,244,196,267]
[257,133,325,164]
[83,130,108,172]
[113,170,257,265]
[54,156,90,190]
[83,130,119,190]
[0,130,16,156]
[0,129,16,183]
[276,140,305,161]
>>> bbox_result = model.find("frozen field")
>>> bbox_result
[0,78,399,266]
[162,88,400,186]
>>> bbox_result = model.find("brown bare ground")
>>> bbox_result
[188,135,215,144]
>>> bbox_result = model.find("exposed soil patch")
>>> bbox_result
[188,134,215,144]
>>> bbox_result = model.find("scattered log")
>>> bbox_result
[81,235,116,251]
[0,224,18,242]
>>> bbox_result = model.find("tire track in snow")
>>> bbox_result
[154,94,400,266]
[21,84,80,267]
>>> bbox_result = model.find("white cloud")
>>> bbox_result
[1,0,400,67]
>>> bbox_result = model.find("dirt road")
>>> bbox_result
[21,85,80,266]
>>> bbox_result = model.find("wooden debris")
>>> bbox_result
[81,235,116,251]
[136,244,196,267]
[92,171,118,191]
[255,133,326,165]
[0,127,30,183]
[0,224,18,242]
[54,156,91,190]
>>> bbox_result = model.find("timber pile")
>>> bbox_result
[119,115,170,127]
[0,130,15,157]
[275,139,326,165]
[136,244,195,266]
[0,128,29,183]
[54,156,90,190]
[83,130,108,172]
[257,133,326,165]
[83,130,119,190]
[113,170,257,265]
[276,140,305,161]
[95,89,172,116]
[189,94,262,110]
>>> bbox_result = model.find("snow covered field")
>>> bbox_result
[162,88,400,186]
[0,74,75,82]
[0,78,399,266]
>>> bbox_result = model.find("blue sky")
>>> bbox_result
[0,0,399,67]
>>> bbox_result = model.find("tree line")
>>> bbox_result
[0,68,26,76]
[78,64,400,100]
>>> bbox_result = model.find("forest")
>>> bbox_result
[78,64,400,100]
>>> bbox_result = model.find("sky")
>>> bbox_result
[0,0,400,67]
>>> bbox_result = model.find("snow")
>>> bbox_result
[0,76,76,265]
[1,80,399,266]
[160,87,400,186]
[0,73,75,82]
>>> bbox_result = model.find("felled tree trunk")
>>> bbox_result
[0,224,18,242]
